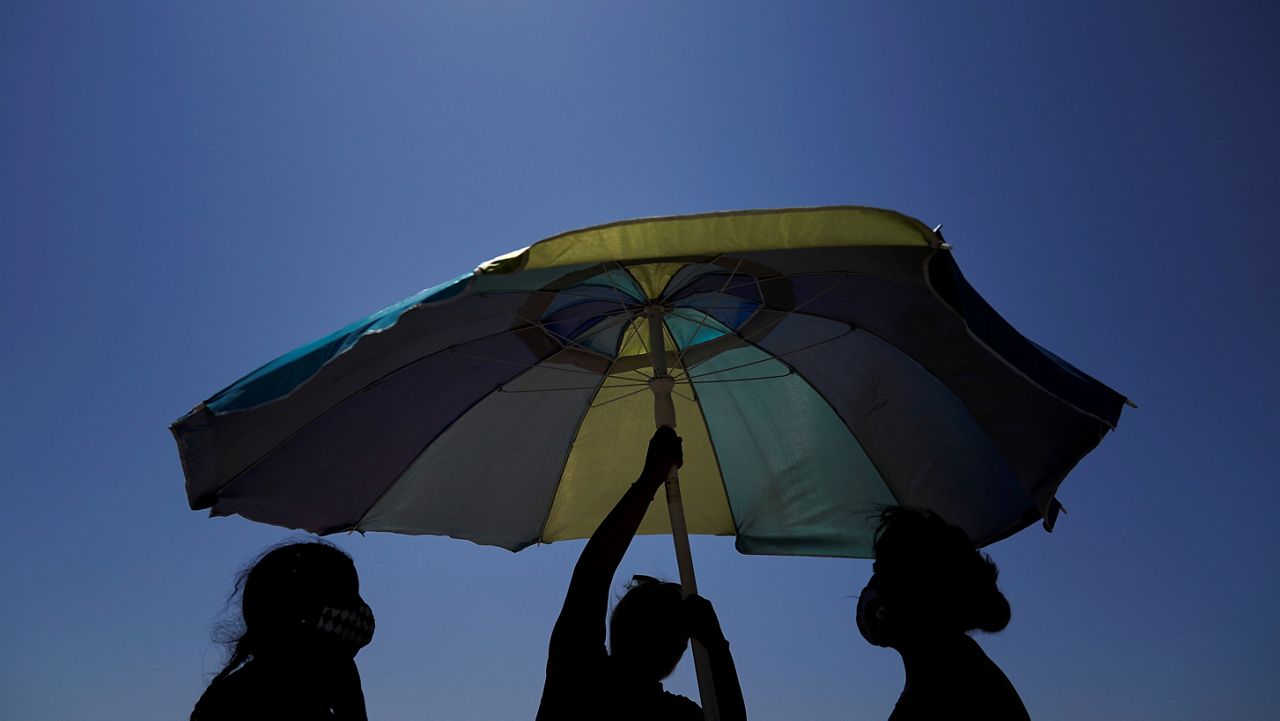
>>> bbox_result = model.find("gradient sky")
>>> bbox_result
[2,2,1277,720]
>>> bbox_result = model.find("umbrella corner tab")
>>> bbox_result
[476,245,530,275]
[1042,498,1065,532]
[931,224,952,250]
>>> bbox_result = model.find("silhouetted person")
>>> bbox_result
[536,427,747,721]
[193,541,374,721]
[856,508,1030,720]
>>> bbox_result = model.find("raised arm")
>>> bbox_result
[685,594,748,721]
[548,428,683,652]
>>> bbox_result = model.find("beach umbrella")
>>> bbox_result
[172,206,1128,716]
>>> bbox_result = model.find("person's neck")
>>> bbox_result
[255,646,338,680]
[895,631,976,678]
[610,658,664,692]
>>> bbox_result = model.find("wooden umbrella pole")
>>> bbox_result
[647,306,721,721]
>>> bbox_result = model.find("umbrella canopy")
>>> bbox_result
[172,206,1127,558]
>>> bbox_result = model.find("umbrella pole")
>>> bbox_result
[647,307,721,721]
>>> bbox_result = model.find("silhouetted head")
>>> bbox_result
[857,508,1010,648]
[214,541,374,681]
[609,575,688,682]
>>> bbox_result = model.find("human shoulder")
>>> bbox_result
[191,662,280,721]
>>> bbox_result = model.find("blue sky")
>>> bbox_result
[2,2,1277,719]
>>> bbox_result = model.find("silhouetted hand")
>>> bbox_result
[643,426,683,484]
[682,593,727,645]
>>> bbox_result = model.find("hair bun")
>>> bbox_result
[974,588,1011,633]
[961,554,1009,633]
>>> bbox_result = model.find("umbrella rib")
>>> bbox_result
[608,370,654,385]
[660,257,752,300]
[679,280,1034,528]
[499,384,638,393]
[671,267,913,303]
[568,312,634,346]
[587,385,652,408]
[462,316,644,392]
[602,320,652,382]
[687,275,764,297]
[481,270,897,383]
[667,268,915,376]
[676,358,738,536]
[667,304,764,311]
[451,350,603,378]
[679,268,1061,531]
[499,376,649,394]
[484,268,910,304]
[680,276,849,376]
[477,288,639,303]
[601,373,650,386]
[610,366,651,380]
[202,316,579,501]
[678,297,1062,449]
[684,327,854,382]
[476,270,757,313]
[673,257,745,370]
[662,299,766,388]
[538,304,645,325]
[476,293,619,364]
[652,254,727,303]
[208,302,644,507]
[603,261,652,363]
[680,369,794,384]
[682,280,1083,487]
[681,320,903,518]
[515,312,635,367]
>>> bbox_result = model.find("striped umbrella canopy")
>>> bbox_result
[172,206,1127,558]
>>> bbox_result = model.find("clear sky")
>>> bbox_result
[2,2,1277,720]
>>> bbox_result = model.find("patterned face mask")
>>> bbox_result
[315,600,375,655]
